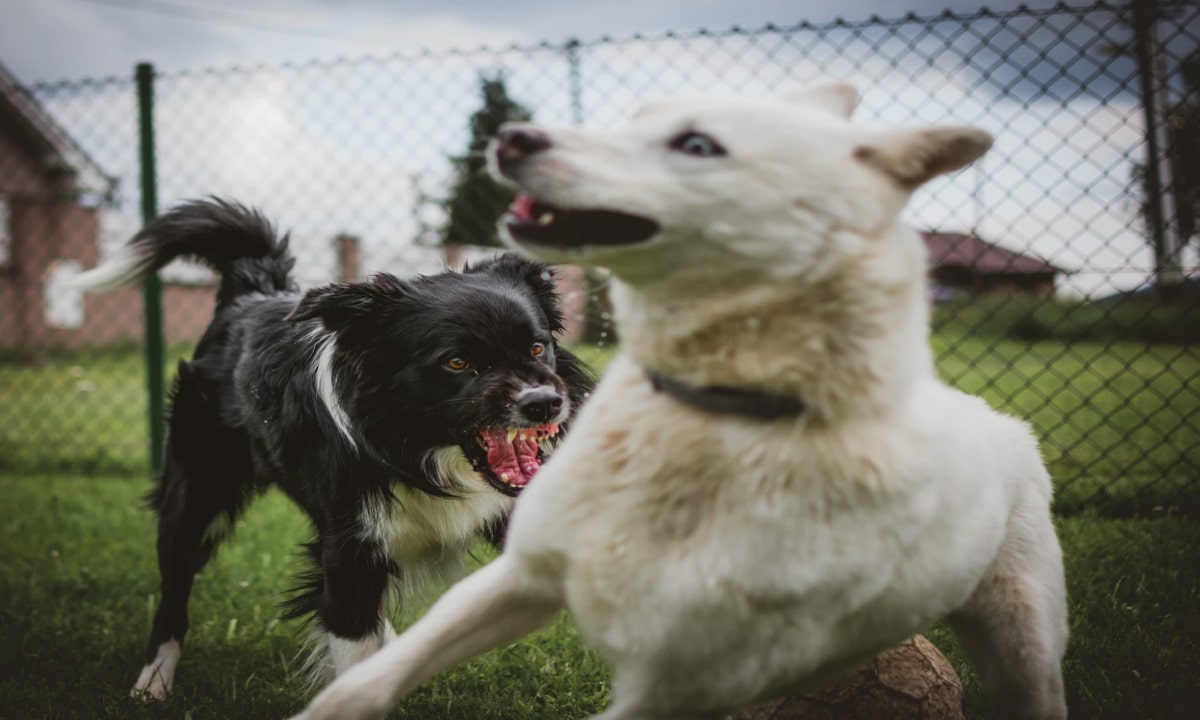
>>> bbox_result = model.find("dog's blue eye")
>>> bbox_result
[670,131,726,158]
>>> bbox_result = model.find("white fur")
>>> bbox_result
[327,635,385,674]
[300,601,399,689]
[307,327,358,450]
[304,629,392,685]
[515,385,559,403]
[300,448,513,686]
[64,240,155,291]
[292,85,1067,720]
[358,447,514,574]
[131,639,181,701]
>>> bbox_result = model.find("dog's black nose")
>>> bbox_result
[517,387,563,423]
[496,126,552,165]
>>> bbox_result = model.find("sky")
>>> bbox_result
[3,0,1048,85]
[3,0,1191,298]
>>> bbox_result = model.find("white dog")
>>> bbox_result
[290,83,1068,720]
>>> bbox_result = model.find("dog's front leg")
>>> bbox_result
[309,533,395,682]
[288,553,562,720]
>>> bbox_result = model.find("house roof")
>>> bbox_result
[0,60,116,201]
[922,231,1062,275]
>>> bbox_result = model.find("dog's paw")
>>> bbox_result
[129,683,168,702]
[129,676,170,701]
[130,640,181,701]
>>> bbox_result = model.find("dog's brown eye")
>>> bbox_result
[530,342,546,357]
[445,357,469,371]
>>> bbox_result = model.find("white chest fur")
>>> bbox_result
[357,447,514,573]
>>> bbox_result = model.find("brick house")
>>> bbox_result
[922,231,1063,298]
[0,62,247,354]
[0,62,615,355]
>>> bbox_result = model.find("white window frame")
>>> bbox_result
[43,259,85,329]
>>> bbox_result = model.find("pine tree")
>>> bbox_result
[441,75,533,247]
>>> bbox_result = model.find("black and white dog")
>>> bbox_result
[69,198,593,699]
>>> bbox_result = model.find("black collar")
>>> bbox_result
[644,368,807,421]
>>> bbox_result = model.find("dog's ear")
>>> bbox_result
[854,126,992,189]
[287,273,413,332]
[475,253,566,334]
[787,82,859,118]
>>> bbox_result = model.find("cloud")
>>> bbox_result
[20,0,1175,300]
[1,0,133,81]
[4,0,533,83]
[5,0,1043,84]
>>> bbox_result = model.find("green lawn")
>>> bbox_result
[2,333,1197,516]
[1,334,1198,717]
[931,334,1200,516]
[0,474,1196,719]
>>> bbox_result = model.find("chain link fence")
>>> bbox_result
[1,0,1197,515]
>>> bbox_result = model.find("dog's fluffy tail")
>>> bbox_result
[68,197,295,303]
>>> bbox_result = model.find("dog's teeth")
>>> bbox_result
[536,211,555,226]
[507,429,517,442]
[500,473,510,483]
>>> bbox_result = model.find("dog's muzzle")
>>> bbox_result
[495,126,553,177]
[491,124,661,251]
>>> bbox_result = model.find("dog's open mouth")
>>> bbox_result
[504,194,660,249]
[465,423,561,495]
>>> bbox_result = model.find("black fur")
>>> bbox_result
[125,199,593,686]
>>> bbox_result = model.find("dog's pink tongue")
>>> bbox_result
[480,428,541,488]
[511,195,536,223]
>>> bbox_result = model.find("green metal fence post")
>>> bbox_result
[136,62,165,477]
[565,37,583,127]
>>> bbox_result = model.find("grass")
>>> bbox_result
[5,326,1197,515]
[930,333,1200,516]
[0,351,147,475]
[0,476,610,720]
[0,474,1197,719]
[1,325,1198,717]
